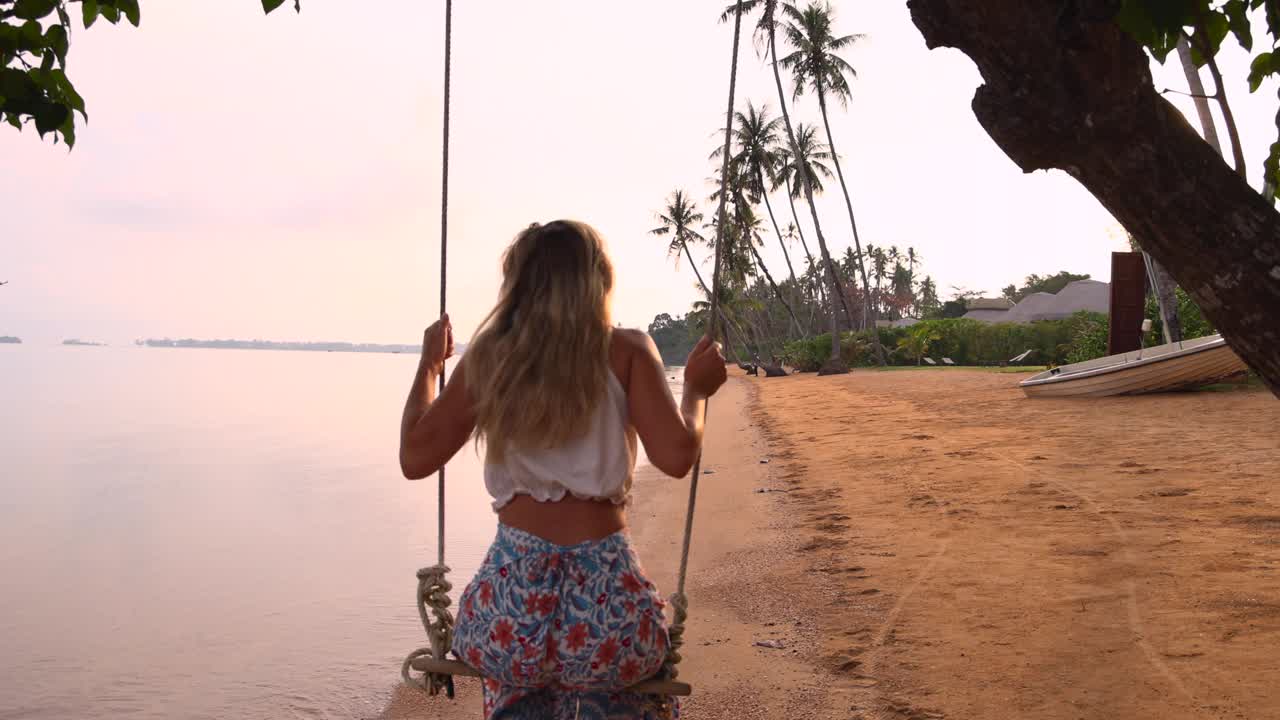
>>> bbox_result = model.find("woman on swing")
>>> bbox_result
[399,219,727,719]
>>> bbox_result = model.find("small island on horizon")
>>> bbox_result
[137,338,447,355]
[63,339,107,347]
[0,336,21,344]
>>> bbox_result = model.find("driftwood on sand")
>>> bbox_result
[739,363,788,377]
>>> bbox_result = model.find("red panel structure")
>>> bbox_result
[1109,252,1149,356]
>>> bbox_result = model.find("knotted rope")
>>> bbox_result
[662,0,744,682]
[401,0,455,696]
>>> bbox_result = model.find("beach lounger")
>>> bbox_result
[923,357,937,366]
[942,357,956,366]
[1009,349,1035,364]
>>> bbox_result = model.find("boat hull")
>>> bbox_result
[1020,335,1249,398]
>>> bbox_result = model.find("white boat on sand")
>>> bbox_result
[1020,334,1249,398]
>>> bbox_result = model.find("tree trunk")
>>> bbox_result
[759,173,799,287]
[815,85,886,365]
[1136,35,1222,345]
[682,240,759,363]
[759,170,809,335]
[783,175,822,292]
[783,179,828,330]
[907,0,1280,396]
[748,232,804,337]
[1193,29,1248,180]
[766,13,846,372]
[1143,251,1182,344]
[1176,37,1222,155]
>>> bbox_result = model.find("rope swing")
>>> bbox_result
[402,0,746,698]
[400,0,455,697]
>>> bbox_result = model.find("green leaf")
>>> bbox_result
[1265,0,1280,38]
[32,101,68,137]
[83,0,100,29]
[20,19,45,51]
[57,105,75,147]
[1189,11,1231,67]
[118,0,140,26]
[1223,0,1253,51]
[1264,141,1280,200]
[51,68,86,119]
[262,0,288,13]
[1248,51,1280,91]
[13,0,60,21]
[45,24,69,65]
[99,5,120,24]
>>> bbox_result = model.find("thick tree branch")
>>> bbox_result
[907,0,1280,396]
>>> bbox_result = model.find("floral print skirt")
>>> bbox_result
[452,524,679,719]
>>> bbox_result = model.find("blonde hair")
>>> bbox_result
[466,220,614,461]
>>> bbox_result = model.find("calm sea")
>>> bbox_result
[0,345,509,719]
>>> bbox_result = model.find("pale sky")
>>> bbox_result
[3,1,1276,346]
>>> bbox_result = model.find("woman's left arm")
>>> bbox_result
[400,315,476,480]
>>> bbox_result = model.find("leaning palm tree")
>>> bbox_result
[771,122,864,330]
[772,122,833,278]
[779,1,885,365]
[733,194,805,338]
[651,190,757,357]
[705,169,805,340]
[712,103,796,284]
[650,189,712,294]
[712,103,810,335]
[721,0,852,373]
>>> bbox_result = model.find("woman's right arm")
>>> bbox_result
[624,331,727,478]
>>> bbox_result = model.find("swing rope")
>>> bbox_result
[403,0,746,695]
[401,0,455,696]
[662,0,743,681]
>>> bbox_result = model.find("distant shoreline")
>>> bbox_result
[136,338,447,355]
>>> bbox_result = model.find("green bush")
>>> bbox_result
[1146,287,1215,342]
[781,313,1114,371]
[1063,311,1109,364]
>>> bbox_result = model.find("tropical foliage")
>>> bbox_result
[1001,272,1093,303]
[647,2,1232,374]
[0,0,294,147]
[1116,0,1280,197]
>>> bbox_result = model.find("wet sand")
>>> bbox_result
[382,370,1280,719]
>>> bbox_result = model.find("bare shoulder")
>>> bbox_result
[611,327,656,355]
[609,328,661,391]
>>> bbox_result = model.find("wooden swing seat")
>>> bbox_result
[409,656,693,696]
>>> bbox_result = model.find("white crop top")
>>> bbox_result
[483,372,637,512]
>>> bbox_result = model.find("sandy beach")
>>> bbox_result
[383,370,1280,719]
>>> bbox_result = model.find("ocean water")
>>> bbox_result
[0,345,499,720]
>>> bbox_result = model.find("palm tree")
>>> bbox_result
[772,122,836,300]
[713,103,811,335]
[918,276,940,317]
[905,247,919,316]
[652,190,758,358]
[721,0,850,373]
[779,1,885,365]
[897,326,940,366]
[706,164,805,338]
[651,189,712,294]
[714,103,797,284]
[734,194,805,337]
